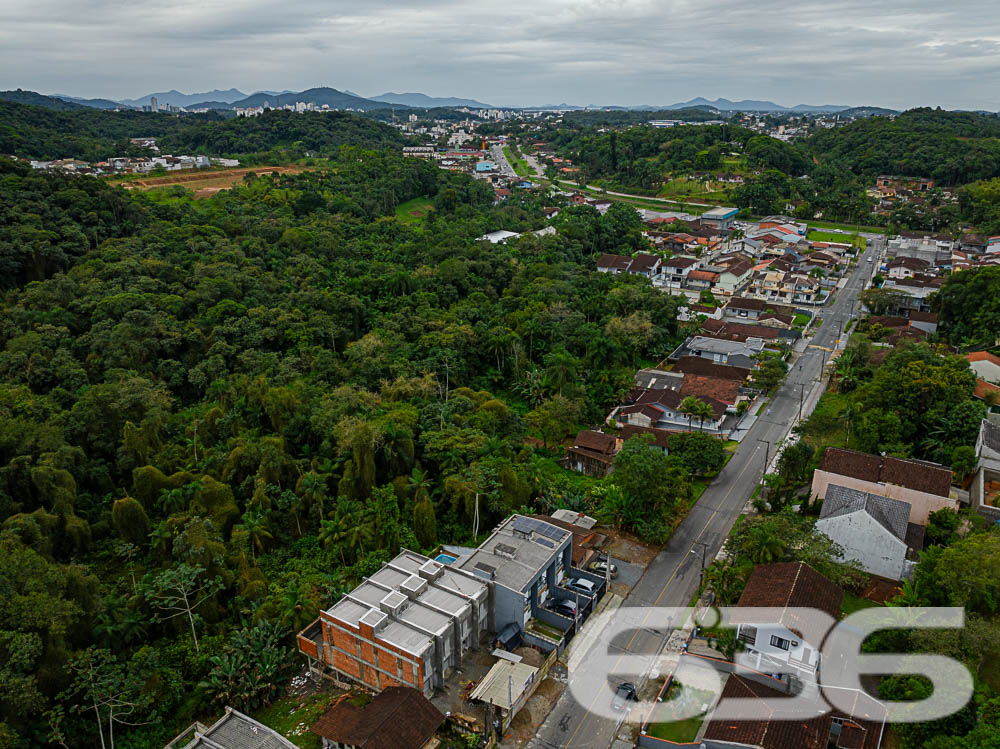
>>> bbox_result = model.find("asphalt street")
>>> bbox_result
[526,236,884,749]
[491,143,518,178]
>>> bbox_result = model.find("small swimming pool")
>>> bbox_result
[435,553,457,565]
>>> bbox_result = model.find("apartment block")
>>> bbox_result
[455,515,574,636]
[297,551,490,698]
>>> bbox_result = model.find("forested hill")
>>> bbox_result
[155,109,406,155]
[0,89,87,110]
[0,152,683,746]
[803,107,1000,184]
[0,100,406,161]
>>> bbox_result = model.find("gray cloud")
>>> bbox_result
[2,0,999,109]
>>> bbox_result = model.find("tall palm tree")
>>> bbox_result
[543,347,578,397]
[296,470,329,526]
[318,518,348,564]
[280,582,316,632]
[408,467,432,504]
[745,524,788,564]
[679,395,702,431]
[690,399,716,431]
[238,511,273,562]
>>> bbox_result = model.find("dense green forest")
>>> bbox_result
[526,107,1000,230]
[0,147,693,746]
[0,101,408,162]
[804,107,1000,184]
[0,91,87,111]
[528,122,755,190]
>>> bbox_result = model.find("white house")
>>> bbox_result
[733,562,843,681]
[616,388,727,433]
[816,485,921,581]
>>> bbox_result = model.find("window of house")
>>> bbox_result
[770,635,791,651]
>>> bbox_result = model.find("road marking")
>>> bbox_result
[561,444,766,747]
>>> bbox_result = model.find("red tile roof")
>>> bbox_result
[631,387,728,420]
[968,351,1000,367]
[680,374,740,405]
[737,562,843,620]
[596,253,632,270]
[672,356,750,381]
[312,687,444,749]
[701,319,781,341]
[572,430,618,455]
[819,447,952,497]
[703,673,884,749]
[620,424,672,449]
[975,379,1000,400]
[688,269,720,282]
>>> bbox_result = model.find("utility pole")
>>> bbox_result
[757,438,771,497]
[690,541,708,596]
[798,385,804,422]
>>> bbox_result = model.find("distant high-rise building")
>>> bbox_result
[150,96,159,113]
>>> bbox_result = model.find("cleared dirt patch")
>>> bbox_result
[112,165,311,197]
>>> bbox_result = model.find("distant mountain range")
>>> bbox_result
[191,87,388,111]
[121,89,248,108]
[4,85,906,118]
[369,92,494,109]
[52,94,126,110]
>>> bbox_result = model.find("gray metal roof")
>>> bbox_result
[982,419,1000,454]
[820,484,911,542]
[456,515,570,593]
[688,335,766,355]
[182,707,297,749]
[326,550,487,656]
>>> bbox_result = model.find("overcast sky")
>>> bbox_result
[3,0,1000,110]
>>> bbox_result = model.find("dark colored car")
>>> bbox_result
[612,682,637,711]
[552,599,577,618]
[565,577,597,596]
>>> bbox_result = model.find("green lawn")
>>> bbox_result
[503,146,531,177]
[553,180,712,213]
[807,230,866,249]
[647,715,706,743]
[797,391,850,455]
[793,313,812,327]
[807,218,885,233]
[395,196,434,224]
[645,680,713,743]
[253,691,351,749]
[841,592,880,618]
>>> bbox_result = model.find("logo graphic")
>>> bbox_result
[565,606,974,725]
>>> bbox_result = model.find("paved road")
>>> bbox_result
[492,144,518,178]
[551,179,713,211]
[524,153,546,178]
[526,239,883,749]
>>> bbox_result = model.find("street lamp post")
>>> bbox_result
[690,541,709,597]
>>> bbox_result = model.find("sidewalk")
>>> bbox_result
[729,396,766,442]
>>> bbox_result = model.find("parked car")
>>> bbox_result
[552,599,577,618]
[588,559,618,578]
[565,577,597,596]
[612,682,637,711]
